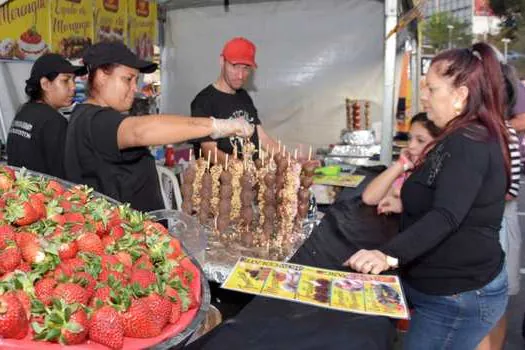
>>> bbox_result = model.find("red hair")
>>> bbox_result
[423,42,510,183]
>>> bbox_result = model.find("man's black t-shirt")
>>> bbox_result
[190,84,261,158]
[7,102,67,178]
[63,104,164,212]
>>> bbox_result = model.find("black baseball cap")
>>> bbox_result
[26,53,87,84]
[83,42,157,74]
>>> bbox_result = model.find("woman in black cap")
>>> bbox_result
[7,53,86,178]
[64,42,253,212]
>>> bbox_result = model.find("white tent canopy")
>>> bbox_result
[160,0,407,162]
[0,0,410,164]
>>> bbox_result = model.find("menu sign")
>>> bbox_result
[222,257,410,319]
[0,0,51,61]
[50,0,94,59]
[128,0,156,60]
[94,0,127,43]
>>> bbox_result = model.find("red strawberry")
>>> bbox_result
[35,278,57,306]
[60,200,73,212]
[10,290,30,320]
[166,288,182,324]
[98,270,128,286]
[0,242,21,274]
[109,225,124,240]
[17,233,45,264]
[64,212,85,224]
[29,193,46,219]
[46,180,65,197]
[52,282,89,305]
[73,272,96,300]
[143,293,171,329]
[132,255,154,272]
[54,257,84,278]
[170,265,191,287]
[0,225,15,249]
[167,238,183,259]
[61,308,89,345]
[144,221,169,236]
[76,233,104,255]
[89,306,124,349]
[58,241,78,260]
[50,214,66,226]
[130,269,157,289]
[94,221,108,237]
[90,285,112,308]
[16,261,31,273]
[121,298,162,338]
[1,166,16,181]
[101,254,120,269]
[0,173,14,192]
[0,293,28,339]
[9,201,39,226]
[115,252,133,268]
[102,235,116,247]
[108,208,122,228]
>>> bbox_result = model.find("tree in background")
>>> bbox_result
[488,0,524,77]
[423,12,472,52]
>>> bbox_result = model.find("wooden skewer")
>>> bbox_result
[214,147,218,164]
[199,148,202,159]
[207,150,211,170]
[283,145,286,156]
[225,154,229,171]
[287,152,291,166]
[308,146,312,161]
[294,148,298,160]
[278,140,281,153]
[271,148,275,162]
[189,148,193,162]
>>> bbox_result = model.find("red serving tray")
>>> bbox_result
[0,257,202,349]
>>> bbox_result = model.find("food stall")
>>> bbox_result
[0,0,420,348]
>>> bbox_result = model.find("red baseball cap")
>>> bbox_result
[221,37,257,67]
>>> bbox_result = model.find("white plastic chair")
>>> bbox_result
[156,165,183,210]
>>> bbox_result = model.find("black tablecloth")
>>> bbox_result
[185,166,400,350]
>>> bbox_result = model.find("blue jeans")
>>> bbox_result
[403,267,508,350]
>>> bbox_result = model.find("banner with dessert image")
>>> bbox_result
[222,257,410,319]
[94,0,127,44]
[128,0,157,60]
[50,0,94,60]
[0,0,51,61]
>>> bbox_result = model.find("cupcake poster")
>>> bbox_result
[0,0,51,61]
[94,0,128,44]
[50,0,94,59]
[128,0,157,60]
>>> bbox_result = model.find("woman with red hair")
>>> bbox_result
[345,42,510,349]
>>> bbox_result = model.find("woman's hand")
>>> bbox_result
[343,249,390,274]
[210,117,254,139]
[398,149,414,171]
[377,196,403,215]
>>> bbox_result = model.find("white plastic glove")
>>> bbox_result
[210,117,255,139]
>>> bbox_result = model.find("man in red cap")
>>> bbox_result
[191,37,278,163]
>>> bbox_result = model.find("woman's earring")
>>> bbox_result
[453,101,462,116]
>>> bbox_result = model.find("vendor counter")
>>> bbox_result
[184,165,402,350]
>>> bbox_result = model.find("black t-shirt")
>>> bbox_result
[381,125,506,295]
[63,104,164,212]
[7,102,67,178]
[190,84,261,158]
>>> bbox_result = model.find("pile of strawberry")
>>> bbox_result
[0,166,200,349]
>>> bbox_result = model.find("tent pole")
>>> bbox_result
[0,62,8,144]
[410,36,420,115]
[380,0,398,165]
